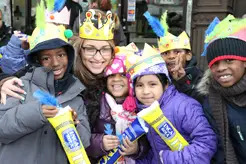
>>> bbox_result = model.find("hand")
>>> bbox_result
[1,78,26,105]
[42,105,58,118]
[119,137,139,156]
[103,135,120,151]
[170,54,186,81]
[69,108,80,125]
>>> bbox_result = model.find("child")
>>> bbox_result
[0,5,90,164]
[126,43,217,163]
[144,11,203,102]
[86,44,149,163]
[197,15,246,163]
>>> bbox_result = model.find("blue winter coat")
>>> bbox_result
[137,85,217,164]
[0,34,29,74]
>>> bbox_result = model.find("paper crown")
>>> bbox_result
[28,23,72,50]
[45,6,71,25]
[104,43,139,76]
[79,9,115,40]
[158,31,191,53]
[201,15,246,56]
[28,0,73,50]
[126,43,169,81]
[144,11,191,53]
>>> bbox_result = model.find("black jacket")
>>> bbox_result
[172,56,203,103]
[0,23,11,47]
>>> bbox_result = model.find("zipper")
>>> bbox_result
[236,125,244,141]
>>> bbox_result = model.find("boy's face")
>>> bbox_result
[107,73,128,99]
[135,75,164,106]
[161,49,192,72]
[210,59,246,87]
[38,47,68,80]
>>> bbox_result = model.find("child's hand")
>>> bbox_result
[119,137,139,156]
[41,105,58,118]
[69,108,80,125]
[103,135,120,151]
[170,54,186,81]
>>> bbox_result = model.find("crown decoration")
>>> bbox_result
[28,0,73,50]
[158,31,191,53]
[144,11,191,53]
[45,6,71,25]
[201,15,246,56]
[44,0,70,25]
[104,43,139,76]
[28,23,72,50]
[79,9,115,40]
[125,43,165,81]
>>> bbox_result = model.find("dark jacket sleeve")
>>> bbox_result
[202,97,225,164]
[86,133,108,158]
[173,66,204,103]
[129,134,150,160]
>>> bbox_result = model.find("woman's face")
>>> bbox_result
[210,59,246,87]
[81,40,113,75]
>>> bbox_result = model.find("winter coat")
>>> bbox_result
[137,85,217,164]
[0,23,11,47]
[0,67,91,164]
[86,93,150,163]
[197,69,246,164]
[172,56,203,103]
[0,34,29,74]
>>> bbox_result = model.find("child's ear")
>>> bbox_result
[244,61,246,68]
[185,51,192,61]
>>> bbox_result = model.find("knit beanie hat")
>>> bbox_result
[207,38,246,67]
[104,43,139,112]
[201,15,246,67]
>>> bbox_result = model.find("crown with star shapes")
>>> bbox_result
[79,9,116,40]
[125,43,166,81]
[158,31,191,53]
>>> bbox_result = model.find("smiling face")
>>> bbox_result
[38,47,68,80]
[107,73,128,99]
[81,40,113,75]
[135,75,165,106]
[210,59,246,87]
[161,49,192,72]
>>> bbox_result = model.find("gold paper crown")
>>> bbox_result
[158,31,191,53]
[79,9,115,40]
[126,43,165,80]
[28,23,72,50]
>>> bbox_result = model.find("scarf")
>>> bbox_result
[209,73,246,164]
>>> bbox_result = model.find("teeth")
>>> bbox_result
[113,85,123,90]
[53,69,62,75]
[220,75,231,79]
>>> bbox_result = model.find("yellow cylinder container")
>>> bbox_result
[48,106,90,164]
[137,101,189,151]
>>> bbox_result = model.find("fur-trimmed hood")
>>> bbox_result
[196,69,212,96]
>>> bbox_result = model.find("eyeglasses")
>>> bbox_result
[82,46,113,58]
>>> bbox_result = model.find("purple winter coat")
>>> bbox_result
[137,85,217,164]
[86,93,150,163]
